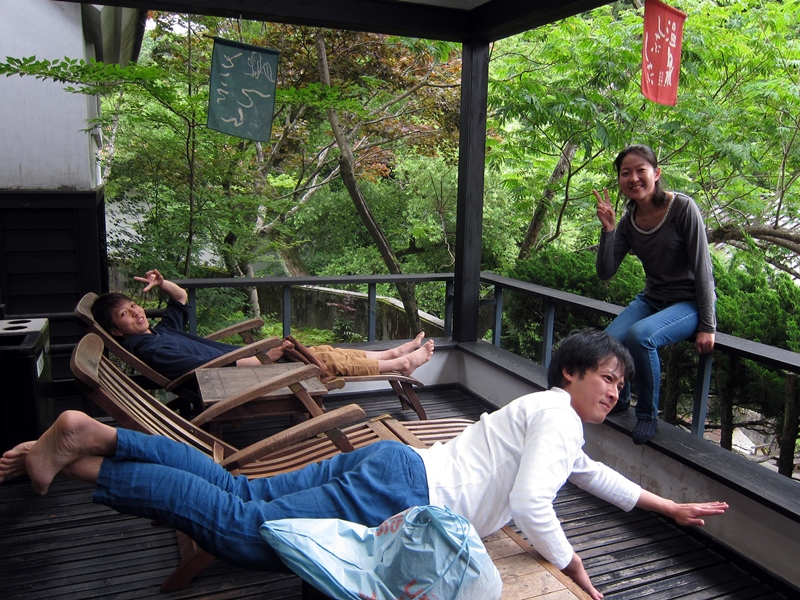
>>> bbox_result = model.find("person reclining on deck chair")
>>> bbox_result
[90,268,434,381]
[1,329,728,600]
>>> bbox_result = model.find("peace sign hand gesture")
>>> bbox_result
[594,188,616,232]
[134,269,165,293]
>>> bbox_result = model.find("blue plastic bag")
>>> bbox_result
[260,505,503,600]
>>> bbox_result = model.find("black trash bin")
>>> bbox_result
[0,318,53,450]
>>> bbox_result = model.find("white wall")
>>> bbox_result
[0,0,99,190]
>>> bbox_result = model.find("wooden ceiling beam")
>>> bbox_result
[467,0,612,41]
[61,0,613,42]
[61,0,470,41]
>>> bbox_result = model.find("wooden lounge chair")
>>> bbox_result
[273,334,429,419]
[75,291,430,420]
[69,333,473,592]
[75,291,289,416]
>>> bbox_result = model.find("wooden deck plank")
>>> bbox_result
[549,484,792,600]
[483,528,583,600]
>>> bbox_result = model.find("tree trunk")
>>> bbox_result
[518,142,578,260]
[102,91,124,182]
[183,17,196,277]
[314,30,421,334]
[777,372,800,477]
[243,263,260,319]
[221,233,261,319]
[272,229,309,277]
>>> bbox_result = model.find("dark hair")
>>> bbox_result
[614,144,669,208]
[547,328,634,389]
[91,292,133,337]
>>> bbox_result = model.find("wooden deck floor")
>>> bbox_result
[0,386,793,600]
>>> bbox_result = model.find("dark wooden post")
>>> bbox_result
[452,39,489,343]
[778,372,800,477]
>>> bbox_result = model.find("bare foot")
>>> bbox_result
[386,339,434,376]
[0,441,34,483]
[25,411,115,495]
[368,332,427,361]
[396,332,426,355]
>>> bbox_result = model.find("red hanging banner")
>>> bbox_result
[641,0,687,106]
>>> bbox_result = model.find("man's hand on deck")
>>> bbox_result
[637,490,728,527]
[562,552,603,600]
[669,501,729,527]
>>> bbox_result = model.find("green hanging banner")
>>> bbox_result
[207,38,279,142]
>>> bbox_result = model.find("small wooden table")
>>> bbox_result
[195,363,329,421]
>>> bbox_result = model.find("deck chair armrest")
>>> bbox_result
[220,403,367,470]
[339,373,424,387]
[166,337,284,391]
[190,363,322,427]
[204,318,265,341]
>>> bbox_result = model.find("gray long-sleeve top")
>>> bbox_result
[597,192,716,333]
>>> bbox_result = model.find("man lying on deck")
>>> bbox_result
[0,329,727,600]
[91,268,434,380]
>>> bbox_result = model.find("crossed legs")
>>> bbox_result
[5,411,429,571]
[319,331,434,376]
[252,331,435,376]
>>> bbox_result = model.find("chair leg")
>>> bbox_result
[160,531,217,592]
[324,426,356,453]
[390,380,427,420]
[286,382,355,452]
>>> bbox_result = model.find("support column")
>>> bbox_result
[453,39,489,343]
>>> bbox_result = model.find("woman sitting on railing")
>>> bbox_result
[595,144,716,445]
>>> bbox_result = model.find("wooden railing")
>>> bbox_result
[173,272,800,438]
[480,272,800,437]
[174,273,455,342]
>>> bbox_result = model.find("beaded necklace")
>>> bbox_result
[631,192,675,235]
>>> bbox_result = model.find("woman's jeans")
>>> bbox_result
[93,430,429,571]
[605,292,699,420]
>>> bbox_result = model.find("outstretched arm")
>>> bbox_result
[135,269,188,305]
[562,489,728,599]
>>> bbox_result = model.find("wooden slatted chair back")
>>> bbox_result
[70,332,234,458]
[74,292,171,388]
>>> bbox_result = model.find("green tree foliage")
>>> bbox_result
[483,0,800,461]
[503,248,644,361]
[488,0,800,274]
[0,15,462,326]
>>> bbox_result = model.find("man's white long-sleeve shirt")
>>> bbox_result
[414,389,641,569]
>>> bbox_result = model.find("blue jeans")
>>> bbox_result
[605,293,699,420]
[93,430,429,571]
